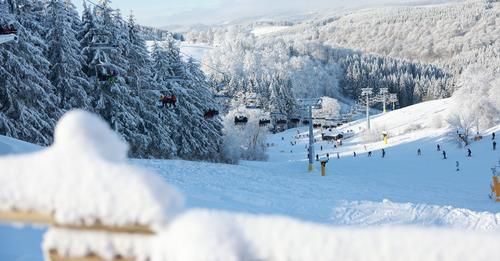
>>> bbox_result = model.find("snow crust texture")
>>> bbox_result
[0,110,183,229]
[333,199,500,231]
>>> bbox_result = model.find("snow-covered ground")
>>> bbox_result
[251,26,291,36]
[1,99,499,260]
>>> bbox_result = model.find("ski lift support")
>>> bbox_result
[297,98,322,172]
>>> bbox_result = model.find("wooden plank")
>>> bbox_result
[48,250,135,261]
[0,210,155,234]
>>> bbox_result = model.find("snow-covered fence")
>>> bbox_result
[0,110,182,261]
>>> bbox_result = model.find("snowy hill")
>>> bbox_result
[0,135,40,156]
[1,99,499,259]
[246,0,499,70]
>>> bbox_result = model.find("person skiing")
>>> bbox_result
[417,148,421,156]
[493,132,496,140]
[382,149,386,158]
[368,151,372,157]
[321,145,323,151]
[437,144,441,151]
[337,152,340,159]
[443,150,447,159]
[467,148,472,157]
[316,154,319,161]
[327,153,330,159]
[494,141,497,151]
[456,161,460,172]
[353,151,357,157]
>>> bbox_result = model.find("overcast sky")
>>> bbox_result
[72,0,459,27]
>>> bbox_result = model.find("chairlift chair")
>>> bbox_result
[259,119,271,127]
[0,24,16,35]
[234,115,248,125]
[204,109,219,119]
[96,64,118,83]
[159,94,177,108]
[276,119,287,125]
[0,24,18,44]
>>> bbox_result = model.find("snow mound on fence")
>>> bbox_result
[0,110,183,229]
[44,209,500,261]
[332,199,500,231]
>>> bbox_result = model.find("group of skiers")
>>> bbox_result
[299,131,497,166]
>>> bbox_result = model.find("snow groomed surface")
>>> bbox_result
[1,99,499,260]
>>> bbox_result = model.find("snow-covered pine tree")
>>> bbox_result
[150,41,179,156]
[45,0,90,110]
[183,57,224,161]
[126,14,177,158]
[84,0,152,157]
[0,0,61,145]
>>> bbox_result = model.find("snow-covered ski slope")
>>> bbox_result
[0,98,499,260]
[0,135,40,156]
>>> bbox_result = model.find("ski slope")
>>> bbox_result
[0,98,499,259]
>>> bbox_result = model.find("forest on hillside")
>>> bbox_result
[185,0,498,111]
[0,0,224,161]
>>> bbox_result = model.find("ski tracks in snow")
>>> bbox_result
[331,199,500,231]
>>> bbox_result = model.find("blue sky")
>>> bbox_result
[71,0,459,27]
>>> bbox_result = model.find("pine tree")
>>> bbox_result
[0,0,61,145]
[46,0,90,110]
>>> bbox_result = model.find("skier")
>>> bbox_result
[327,153,330,159]
[382,149,386,158]
[456,161,460,172]
[417,148,421,156]
[494,141,497,151]
[353,151,357,157]
[321,145,323,151]
[316,154,319,161]
[368,151,372,157]
[467,148,472,157]
[437,144,441,151]
[337,152,340,159]
[443,150,447,159]
[493,132,496,140]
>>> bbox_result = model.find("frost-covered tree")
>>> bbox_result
[45,0,90,110]
[0,0,61,145]
[152,39,224,161]
[447,66,500,143]
[222,108,268,162]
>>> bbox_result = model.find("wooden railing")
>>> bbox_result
[0,209,155,261]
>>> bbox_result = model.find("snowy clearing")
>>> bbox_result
[251,26,291,36]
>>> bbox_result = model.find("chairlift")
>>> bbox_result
[204,109,219,119]
[159,94,177,108]
[313,123,322,129]
[0,24,16,35]
[234,115,248,125]
[96,64,118,83]
[259,119,271,127]
[276,119,287,125]
[0,24,17,44]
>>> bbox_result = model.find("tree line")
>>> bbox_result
[0,0,225,161]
